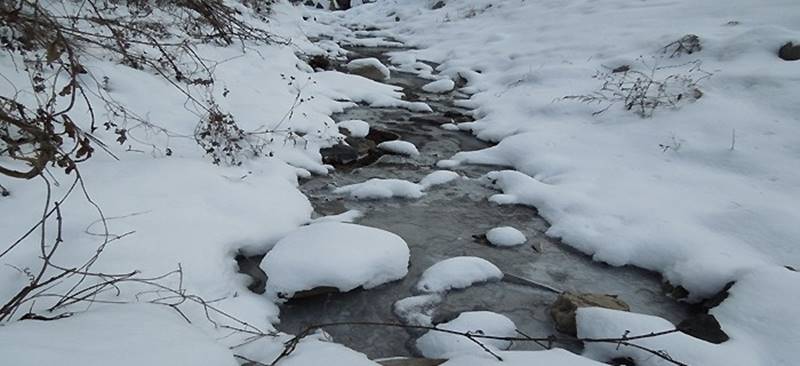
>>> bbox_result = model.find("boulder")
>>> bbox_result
[550,292,630,335]
[677,313,729,344]
[346,58,390,81]
[779,42,800,61]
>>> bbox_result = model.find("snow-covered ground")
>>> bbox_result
[1,0,798,365]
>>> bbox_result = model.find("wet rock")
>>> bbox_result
[378,358,446,366]
[677,313,729,344]
[609,357,636,366]
[442,110,472,123]
[663,282,690,300]
[290,286,340,299]
[235,254,267,294]
[550,292,630,335]
[344,135,377,158]
[331,0,351,10]
[366,128,400,144]
[698,281,734,311]
[308,54,332,70]
[346,58,390,81]
[779,42,800,61]
[431,1,446,10]
[321,143,359,165]
[611,65,630,73]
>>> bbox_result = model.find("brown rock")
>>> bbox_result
[677,313,729,344]
[550,292,630,335]
[779,42,800,61]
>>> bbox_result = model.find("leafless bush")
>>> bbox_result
[565,57,711,118]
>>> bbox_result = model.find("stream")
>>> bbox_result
[242,45,688,359]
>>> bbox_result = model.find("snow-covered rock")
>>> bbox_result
[485,226,526,247]
[337,119,370,138]
[346,57,391,81]
[378,140,420,156]
[334,178,424,200]
[261,222,410,298]
[419,170,461,189]
[416,257,503,293]
[422,79,456,93]
[277,339,380,366]
[416,311,516,358]
[393,294,443,326]
[441,123,460,131]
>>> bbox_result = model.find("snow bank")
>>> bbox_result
[422,79,456,93]
[276,339,379,366]
[261,222,410,298]
[337,119,370,138]
[442,349,608,366]
[416,311,516,359]
[334,178,424,200]
[416,256,503,293]
[486,226,527,247]
[377,140,420,156]
[0,304,238,366]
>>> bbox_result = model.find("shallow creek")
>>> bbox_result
[248,46,687,359]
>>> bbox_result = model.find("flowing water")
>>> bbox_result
[245,46,687,359]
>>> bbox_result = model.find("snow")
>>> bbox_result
[261,222,410,298]
[393,294,443,326]
[422,78,456,93]
[486,226,527,247]
[0,304,238,366]
[377,140,420,156]
[337,119,370,138]
[416,256,503,293]
[416,311,516,359]
[334,178,424,200]
[275,339,380,366]
[335,172,458,200]
[419,170,461,189]
[441,123,460,131]
[346,57,391,80]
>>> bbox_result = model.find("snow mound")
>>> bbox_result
[419,170,461,189]
[346,57,390,80]
[393,294,443,326]
[441,123,460,131]
[337,119,370,138]
[416,256,503,293]
[441,349,608,366]
[334,178,424,200]
[422,79,456,93]
[378,140,420,156]
[416,311,516,359]
[261,222,410,298]
[277,339,380,366]
[0,304,238,366]
[486,226,527,247]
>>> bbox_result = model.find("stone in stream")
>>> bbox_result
[549,292,630,335]
[677,313,729,344]
[778,41,800,61]
[321,143,359,165]
[346,58,391,81]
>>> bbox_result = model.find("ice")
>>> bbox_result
[261,222,410,298]
[416,311,516,359]
[337,119,370,138]
[416,256,503,293]
[486,226,527,247]
[377,140,420,156]
[422,79,456,93]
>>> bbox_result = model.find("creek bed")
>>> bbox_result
[268,46,687,359]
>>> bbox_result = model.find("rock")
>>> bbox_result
[331,0,351,10]
[609,357,636,366]
[431,1,446,10]
[308,54,332,70]
[677,313,729,344]
[611,64,630,73]
[366,128,400,144]
[550,292,630,335]
[779,42,800,61]
[235,254,267,294]
[321,143,359,165]
[378,358,446,366]
[344,136,376,158]
[289,286,340,300]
